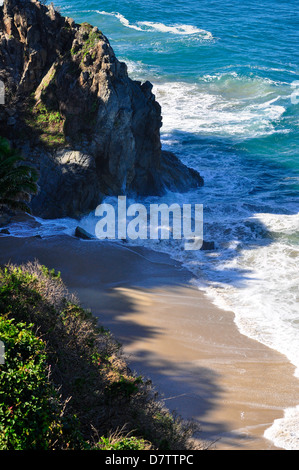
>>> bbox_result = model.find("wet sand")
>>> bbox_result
[0,234,298,450]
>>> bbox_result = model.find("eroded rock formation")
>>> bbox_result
[0,0,203,218]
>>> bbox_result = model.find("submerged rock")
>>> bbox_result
[201,240,215,251]
[75,226,94,240]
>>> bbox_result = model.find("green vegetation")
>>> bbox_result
[0,318,83,450]
[71,23,102,64]
[96,432,150,450]
[24,100,66,148]
[0,137,38,214]
[81,22,94,31]
[40,265,61,280]
[0,262,201,451]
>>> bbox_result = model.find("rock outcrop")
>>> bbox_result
[0,0,203,218]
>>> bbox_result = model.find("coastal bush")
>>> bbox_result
[0,137,38,214]
[0,317,83,450]
[0,261,202,450]
[95,430,151,450]
[98,436,149,450]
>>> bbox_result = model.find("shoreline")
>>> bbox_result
[0,234,298,450]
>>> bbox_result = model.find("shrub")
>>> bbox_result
[97,434,151,450]
[0,317,83,450]
[0,137,38,213]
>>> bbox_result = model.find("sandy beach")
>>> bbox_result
[0,234,298,450]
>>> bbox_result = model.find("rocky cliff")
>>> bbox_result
[0,0,203,218]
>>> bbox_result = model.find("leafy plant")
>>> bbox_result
[0,317,83,450]
[0,137,38,213]
[40,265,61,280]
[97,435,150,450]
[107,375,144,398]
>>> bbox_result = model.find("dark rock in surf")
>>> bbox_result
[75,226,94,240]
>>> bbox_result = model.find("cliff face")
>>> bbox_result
[0,0,203,218]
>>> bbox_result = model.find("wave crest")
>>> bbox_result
[95,10,213,38]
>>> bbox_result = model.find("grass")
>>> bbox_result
[70,23,102,64]
[23,100,66,148]
[0,261,202,451]
[95,428,151,450]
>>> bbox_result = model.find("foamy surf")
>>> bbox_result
[154,79,286,139]
[123,61,287,139]
[94,10,213,39]
[192,212,299,450]
[202,216,299,379]
[264,405,299,450]
[137,21,213,38]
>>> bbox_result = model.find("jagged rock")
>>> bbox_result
[201,240,215,251]
[0,0,204,219]
[75,226,94,240]
[160,151,203,192]
[30,149,101,218]
[0,212,11,227]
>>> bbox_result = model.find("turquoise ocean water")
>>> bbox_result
[6,0,299,449]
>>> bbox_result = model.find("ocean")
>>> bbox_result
[5,0,299,450]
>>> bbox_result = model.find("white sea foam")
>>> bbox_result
[103,11,143,31]
[137,21,213,38]
[123,59,160,79]
[202,213,299,377]
[264,405,299,450]
[95,10,213,39]
[123,62,287,139]
[195,212,299,450]
[3,215,78,238]
[153,79,286,139]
